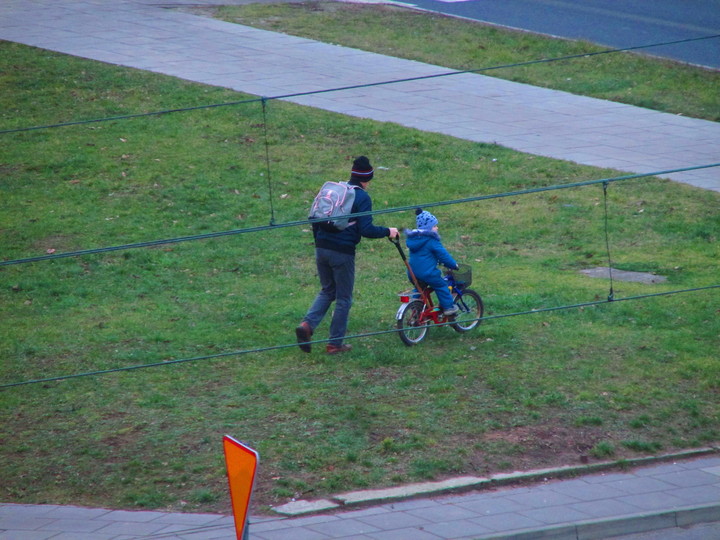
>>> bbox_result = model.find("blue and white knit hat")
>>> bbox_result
[415,208,438,230]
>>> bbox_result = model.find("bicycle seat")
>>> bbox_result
[416,279,429,290]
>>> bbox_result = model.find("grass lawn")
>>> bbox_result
[1,7,718,516]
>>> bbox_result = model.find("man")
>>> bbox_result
[296,156,399,355]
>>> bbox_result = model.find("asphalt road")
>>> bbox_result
[402,0,720,69]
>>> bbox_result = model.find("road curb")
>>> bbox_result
[476,502,720,540]
[271,446,719,516]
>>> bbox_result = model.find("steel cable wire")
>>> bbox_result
[1,34,718,136]
[1,284,718,389]
[2,163,718,267]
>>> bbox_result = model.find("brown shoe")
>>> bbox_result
[295,321,313,353]
[326,343,352,355]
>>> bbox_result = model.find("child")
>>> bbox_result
[405,208,459,316]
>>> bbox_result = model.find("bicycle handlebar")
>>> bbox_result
[388,235,406,259]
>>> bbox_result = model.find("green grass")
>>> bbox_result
[1,32,719,517]
[195,2,720,121]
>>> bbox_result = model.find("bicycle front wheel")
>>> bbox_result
[397,300,429,346]
[452,289,483,332]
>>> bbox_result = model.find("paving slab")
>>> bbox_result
[334,476,485,506]
[273,499,340,516]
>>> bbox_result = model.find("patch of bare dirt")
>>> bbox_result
[481,424,607,469]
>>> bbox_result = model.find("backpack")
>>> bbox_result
[308,181,358,232]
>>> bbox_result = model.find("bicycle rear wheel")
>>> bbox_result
[452,289,483,332]
[397,300,429,346]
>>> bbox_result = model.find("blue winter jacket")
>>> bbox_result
[405,229,458,279]
[314,182,390,255]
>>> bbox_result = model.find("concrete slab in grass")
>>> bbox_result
[580,267,667,283]
[272,499,339,516]
[333,476,486,506]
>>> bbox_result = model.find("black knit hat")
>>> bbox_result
[350,156,374,181]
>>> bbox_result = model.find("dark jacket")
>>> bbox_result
[405,228,458,279]
[314,181,390,255]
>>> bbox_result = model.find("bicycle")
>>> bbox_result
[390,237,484,346]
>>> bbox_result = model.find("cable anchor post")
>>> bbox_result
[602,181,615,302]
[260,97,276,226]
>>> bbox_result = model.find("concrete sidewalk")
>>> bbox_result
[0,0,718,191]
[2,453,720,539]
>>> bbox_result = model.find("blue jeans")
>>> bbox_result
[304,248,355,347]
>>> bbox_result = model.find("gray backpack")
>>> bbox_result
[308,181,357,232]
